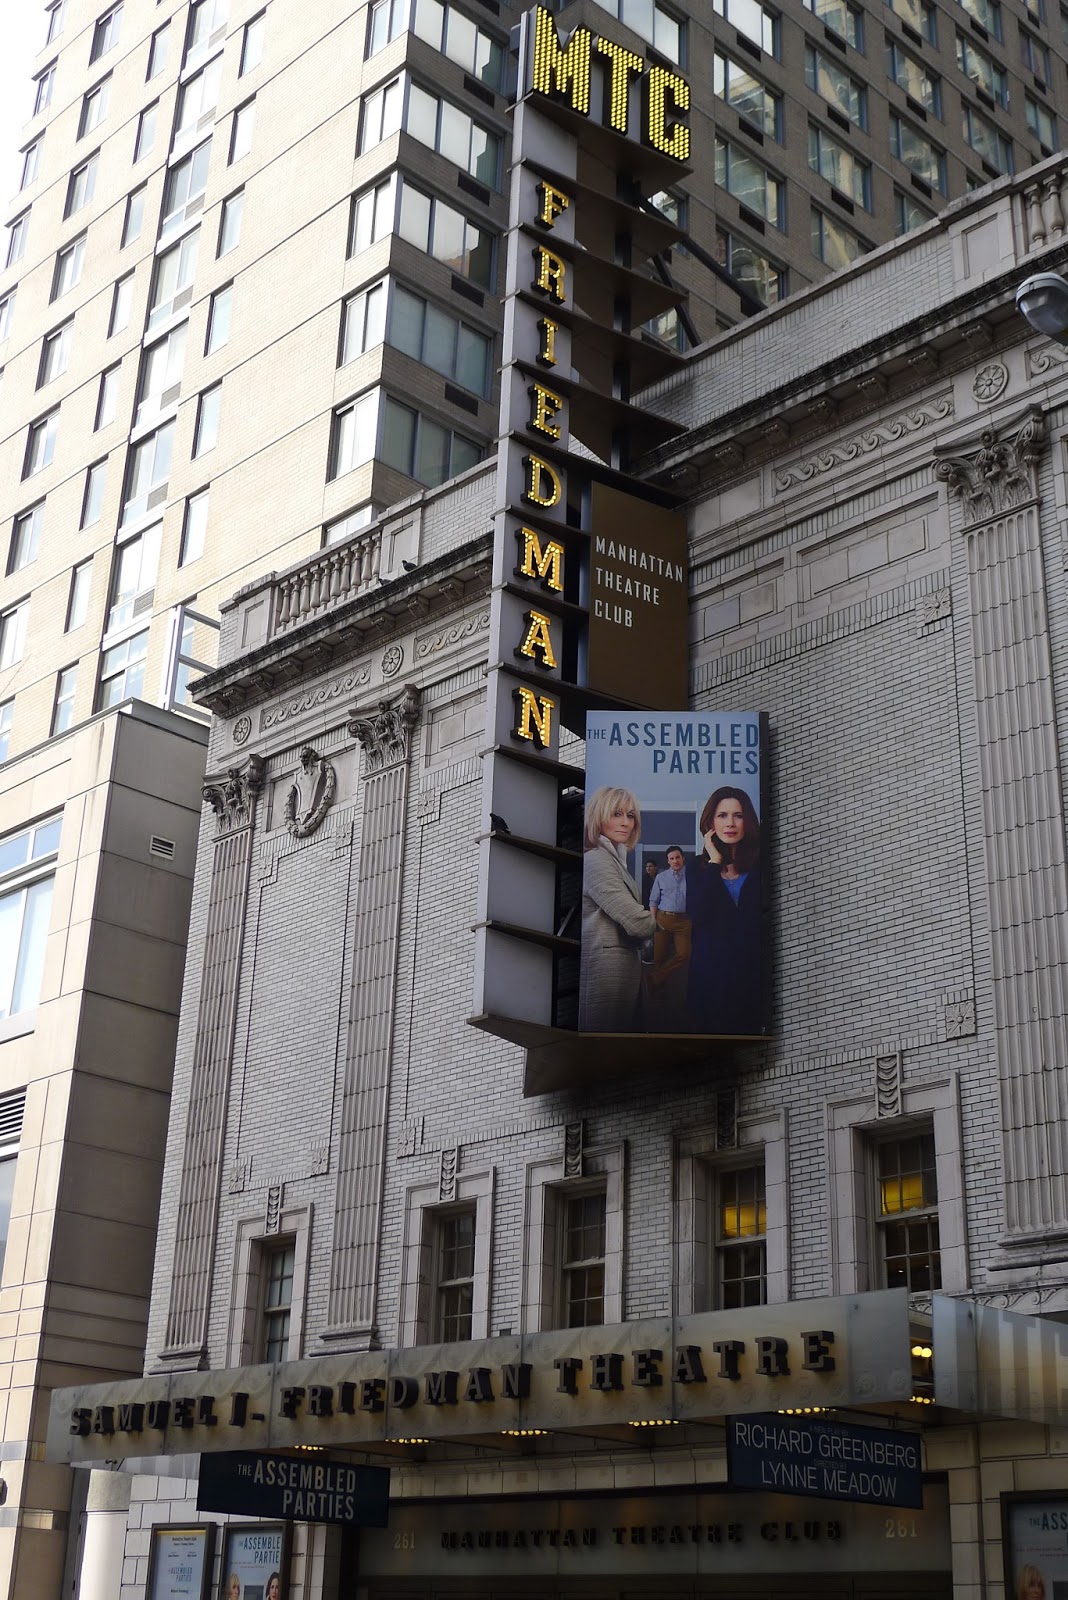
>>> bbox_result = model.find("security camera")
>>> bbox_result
[1016,271,1068,344]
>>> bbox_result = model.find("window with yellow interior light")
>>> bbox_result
[874,1130,940,1291]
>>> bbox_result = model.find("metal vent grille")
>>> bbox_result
[149,836,175,860]
[0,1090,26,1145]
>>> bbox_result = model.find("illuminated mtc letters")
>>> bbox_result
[516,609,558,670]
[646,66,690,162]
[528,383,564,441]
[536,181,571,229]
[513,686,556,748]
[522,454,562,509]
[532,244,567,304]
[515,527,564,592]
[531,5,591,115]
[536,317,559,367]
[594,36,644,133]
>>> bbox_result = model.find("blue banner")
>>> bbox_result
[726,1414,923,1508]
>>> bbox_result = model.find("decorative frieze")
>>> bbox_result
[875,1053,903,1119]
[775,399,953,491]
[439,1148,459,1203]
[261,665,372,731]
[563,1122,585,1180]
[415,611,489,662]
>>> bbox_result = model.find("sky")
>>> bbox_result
[0,10,43,215]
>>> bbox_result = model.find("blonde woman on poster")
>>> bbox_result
[579,786,659,1032]
[1016,1567,1046,1600]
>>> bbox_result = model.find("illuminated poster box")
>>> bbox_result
[580,711,769,1037]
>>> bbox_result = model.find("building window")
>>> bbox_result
[360,78,403,152]
[956,34,1007,104]
[0,704,12,763]
[47,1,67,43]
[5,214,28,270]
[148,231,199,328]
[324,504,378,546]
[66,561,92,631]
[712,0,779,56]
[805,0,862,44]
[411,0,508,86]
[406,82,501,187]
[874,1131,941,1291]
[890,113,947,191]
[81,460,107,528]
[887,42,941,114]
[134,101,158,162]
[20,141,42,191]
[368,0,406,53]
[1026,96,1057,149]
[136,323,187,426]
[34,64,57,116]
[108,529,160,632]
[340,281,387,364]
[9,506,43,574]
[175,58,222,142]
[811,204,867,265]
[330,391,379,478]
[1020,27,1050,77]
[186,0,229,69]
[259,1239,295,1363]
[148,21,170,78]
[0,604,28,670]
[714,53,781,136]
[95,363,121,429]
[963,104,1013,171]
[240,11,266,74]
[957,0,1002,36]
[804,46,866,126]
[380,394,482,486]
[161,140,212,236]
[96,631,149,709]
[715,138,784,226]
[560,1190,606,1327]
[0,294,14,342]
[715,1163,767,1307]
[229,99,256,164]
[52,237,86,300]
[348,174,397,257]
[91,4,123,61]
[895,188,935,232]
[38,322,73,387]
[205,284,233,354]
[121,426,174,523]
[397,181,495,287]
[217,189,244,256]
[809,123,871,206]
[193,384,221,457]
[643,306,683,348]
[0,818,60,1018]
[51,666,78,736]
[79,77,110,138]
[180,489,209,565]
[109,273,134,337]
[122,184,147,247]
[435,1210,476,1341]
[24,413,59,479]
[389,282,493,395]
[66,155,99,219]
[715,228,786,304]
[887,0,937,36]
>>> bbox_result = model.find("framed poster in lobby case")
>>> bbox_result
[147,1524,216,1600]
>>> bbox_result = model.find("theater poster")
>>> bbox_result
[579,711,768,1038]
[219,1525,287,1600]
[1003,1496,1068,1600]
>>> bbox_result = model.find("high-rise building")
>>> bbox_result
[0,0,1064,774]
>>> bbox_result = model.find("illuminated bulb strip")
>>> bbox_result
[910,1395,936,1406]
[391,1437,430,1445]
[777,1407,828,1416]
[911,1344,933,1359]
[628,1418,681,1428]
[501,1429,548,1437]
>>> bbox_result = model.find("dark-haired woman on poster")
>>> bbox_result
[686,786,764,1035]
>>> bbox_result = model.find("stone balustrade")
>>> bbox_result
[273,529,382,635]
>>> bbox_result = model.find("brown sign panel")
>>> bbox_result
[585,481,688,709]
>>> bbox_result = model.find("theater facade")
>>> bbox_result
[48,111,1068,1600]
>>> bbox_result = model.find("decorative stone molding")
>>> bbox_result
[398,1117,424,1157]
[265,1183,285,1235]
[348,685,420,774]
[232,713,252,746]
[775,398,953,490]
[415,611,489,661]
[875,1053,903,1119]
[972,361,1009,403]
[916,587,951,633]
[228,1158,251,1194]
[202,754,265,835]
[283,746,337,839]
[439,1147,458,1203]
[1027,346,1068,378]
[381,644,404,678]
[944,997,976,1039]
[563,1121,585,1180]
[933,407,1046,526]
[716,1088,738,1149]
[417,787,442,825]
[309,1143,330,1176]
[261,665,372,731]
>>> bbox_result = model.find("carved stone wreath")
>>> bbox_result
[283,745,338,839]
[972,361,1009,403]
[381,643,404,678]
[232,713,252,746]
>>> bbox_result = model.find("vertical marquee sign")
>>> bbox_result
[472,5,697,1086]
